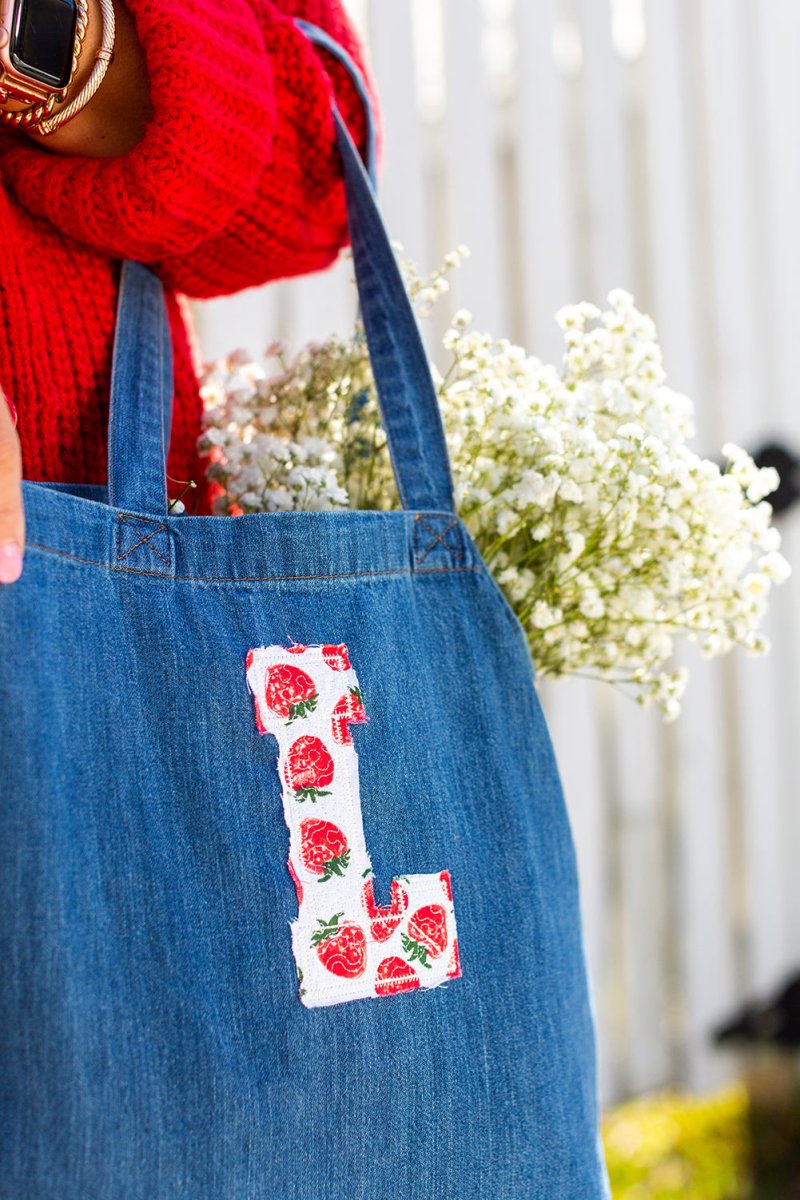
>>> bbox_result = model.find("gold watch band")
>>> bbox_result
[0,0,115,136]
[0,0,86,107]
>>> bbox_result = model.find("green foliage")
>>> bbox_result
[603,1086,752,1199]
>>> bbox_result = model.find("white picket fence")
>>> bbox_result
[192,0,800,1107]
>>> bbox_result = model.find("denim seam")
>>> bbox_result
[106,261,121,509]
[412,515,464,565]
[26,541,480,583]
[157,309,166,512]
[107,262,144,511]
[116,514,172,567]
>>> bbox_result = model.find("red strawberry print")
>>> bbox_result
[287,858,304,905]
[446,938,462,980]
[311,913,367,978]
[375,956,421,997]
[300,818,350,882]
[362,878,409,942]
[265,663,318,723]
[322,644,351,671]
[331,688,367,746]
[284,735,335,802]
[440,870,453,902]
[286,643,307,654]
[401,904,448,969]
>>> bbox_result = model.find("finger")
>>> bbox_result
[0,391,24,584]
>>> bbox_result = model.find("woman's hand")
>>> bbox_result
[0,391,23,584]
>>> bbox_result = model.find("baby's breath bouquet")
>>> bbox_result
[199,247,790,720]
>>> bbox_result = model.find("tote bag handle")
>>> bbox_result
[107,21,456,517]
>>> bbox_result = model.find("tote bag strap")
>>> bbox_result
[107,259,173,515]
[105,22,456,517]
[293,18,378,190]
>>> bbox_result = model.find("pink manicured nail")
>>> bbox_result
[0,540,22,584]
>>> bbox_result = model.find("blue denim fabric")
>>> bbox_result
[0,22,609,1199]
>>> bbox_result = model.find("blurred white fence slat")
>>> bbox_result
[194,283,282,364]
[441,0,510,333]
[577,0,635,299]
[540,677,613,1103]
[369,2,429,264]
[611,698,672,1096]
[641,0,701,418]
[756,1,800,435]
[772,513,800,968]
[699,0,762,452]
[672,652,737,1093]
[752,4,800,981]
[191,0,800,1105]
[701,0,791,1002]
[514,0,575,362]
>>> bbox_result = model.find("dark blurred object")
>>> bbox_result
[750,441,800,516]
[714,975,800,1197]
[714,973,800,1048]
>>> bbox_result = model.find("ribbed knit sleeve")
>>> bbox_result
[0,0,379,292]
[155,0,381,297]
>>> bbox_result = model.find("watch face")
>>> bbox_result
[10,0,78,90]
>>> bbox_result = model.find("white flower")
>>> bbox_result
[565,530,586,558]
[579,590,605,619]
[741,572,771,598]
[608,287,635,310]
[759,550,792,584]
[744,632,770,655]
[617,422,644,441]
[198,258,789,721]
[558,478,584,503]
[496,509,520,537]
[240,491,263,509]
[531,600,562,629]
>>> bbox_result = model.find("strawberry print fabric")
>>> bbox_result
[246,643,461,1008]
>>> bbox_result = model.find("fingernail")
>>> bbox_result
[0,540,22,584]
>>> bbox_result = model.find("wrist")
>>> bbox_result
[3,0,151,157]
[36,0,151,156]
[40,0,104,118]
[0,0,91,120]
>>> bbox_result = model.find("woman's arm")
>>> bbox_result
[21,0,154,158]
[0,0,379,289]
[0,0,277,260]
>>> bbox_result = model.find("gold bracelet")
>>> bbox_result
[0,0,90,130]
[30,0,116,137]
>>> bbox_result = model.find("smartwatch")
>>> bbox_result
[0,0,79,105]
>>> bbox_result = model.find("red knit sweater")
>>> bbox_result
[0,0,379,513]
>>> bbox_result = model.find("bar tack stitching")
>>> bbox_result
[116,513,171,567]
[413,515,463,564]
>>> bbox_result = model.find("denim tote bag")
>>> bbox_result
[0,21,609,1200]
